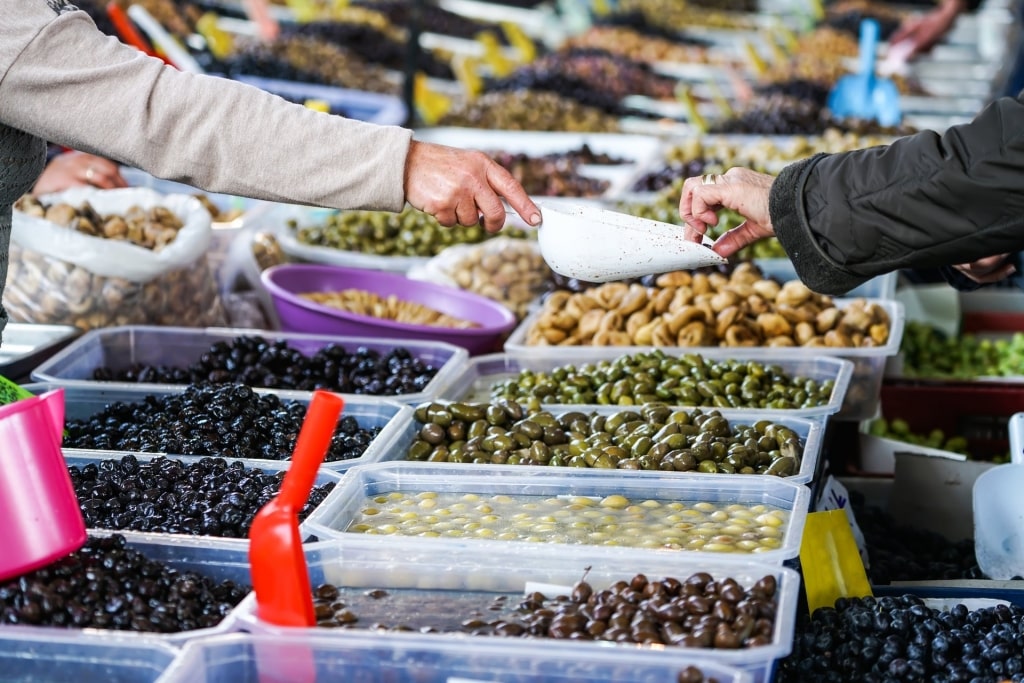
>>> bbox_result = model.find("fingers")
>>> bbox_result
[678,175,717,241]
[455,199,481,229]
[485,162,540,228]
[712,221,772,259]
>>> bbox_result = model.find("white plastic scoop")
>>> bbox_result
[530,202,728,283]
[972,412,1024,580]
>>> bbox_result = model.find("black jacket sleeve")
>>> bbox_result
[768,94,1024,295]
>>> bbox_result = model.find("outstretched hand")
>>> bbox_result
[889,0,962,59]
[403,140,541,233]
[33,151,127,195]
[679,168,775,258]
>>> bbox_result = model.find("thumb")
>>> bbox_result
[712,220,773,259]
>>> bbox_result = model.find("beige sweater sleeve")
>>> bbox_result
[0,2,413,211]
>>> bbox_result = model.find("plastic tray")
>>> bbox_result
[0,323,80,381]
[253,203,432,274]
[0,628,179,683]
[63,451,342,547]
[157,631,753,683]
[504,298,906,422]
[231,75,408,126]
[229,539,797,683]
[306,462,811,565]
[754,260,897,301]
[23,382,411,474]
[0,535,251,645]
[386,396,826,484]
[31,325,468,406]
[440,350,852,418]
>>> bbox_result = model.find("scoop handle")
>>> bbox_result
[857,19,880,80]
[1009,412,1024,465]
[279,390,344,510]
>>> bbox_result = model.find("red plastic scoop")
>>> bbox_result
[249,390,344,627]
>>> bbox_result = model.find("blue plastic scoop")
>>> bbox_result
[827,19,902,126]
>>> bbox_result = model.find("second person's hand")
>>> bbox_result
[403,140,541,233]
[679,168,775,258]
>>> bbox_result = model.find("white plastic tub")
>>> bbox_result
[24,382,411,473]
[306,462,810,565]
[504,298,905,421]
[382,398,827,484]
[228,539,797,683]
[31,326,467,406]
[440,351,853,419]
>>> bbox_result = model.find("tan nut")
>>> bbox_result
[815,307,841,333]
[767,336,796,347]
[824,329,853,347]
[870,323,890,345]
[617,284,649,316]
[777,303,816,325]
[794,321,816,345]
[776,281,813,307]
[724,324,760,347]
[757,312,793,338]
[715,306,744,339]
[746,295,770,316]
[666,305,706,335]
[709,290,740,313]
[677,321,711,346]
[626,307,653,338]
[752,279,781,300]
[633,319,660,346]
[691,273,711,295]
[651,321,675,346]
[655,271,692,287]
[551,311,578,331]
[651,287,677,315]
[578,308,605,339]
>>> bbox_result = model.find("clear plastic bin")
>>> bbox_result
[0,629,178,683]
[378,399,826,485]
[504,298,905,422]
[158,631,752,683]
[0,535,251,644]
[754,259,897,301]
[227,539,796,682]
[31,326,467,406]
[23,382,411,473]
[305,462,810,565]
[63,451,342,547]
[440,351,853,419]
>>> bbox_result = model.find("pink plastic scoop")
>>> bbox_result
[0,388,87,582]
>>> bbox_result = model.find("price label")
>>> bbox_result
[303,99,331,113]
[452,55,483,100]
[196,13,234,60]
[284,0,319,23]
[475,31,515,78]
[775,24,799,54]
[414,73,452,126]
[705,79,734,118]
[742,40,768,77]
[675,84,708,134]
[501,21,536,64]
[799,509,873,614]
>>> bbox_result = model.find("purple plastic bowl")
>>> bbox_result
[261,264,517,355]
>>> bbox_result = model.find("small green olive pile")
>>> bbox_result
[347,490,788,552]
[290,205,530,258]
[408,400,803,476]
[899,321,1024,379]
[867,417,970,455]
[489,350,836,410]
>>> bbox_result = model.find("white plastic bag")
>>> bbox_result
[407,237,551,320]
[7,187,226,330]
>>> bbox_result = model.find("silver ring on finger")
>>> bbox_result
[85,166,95,182]
[700,173,717,186]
